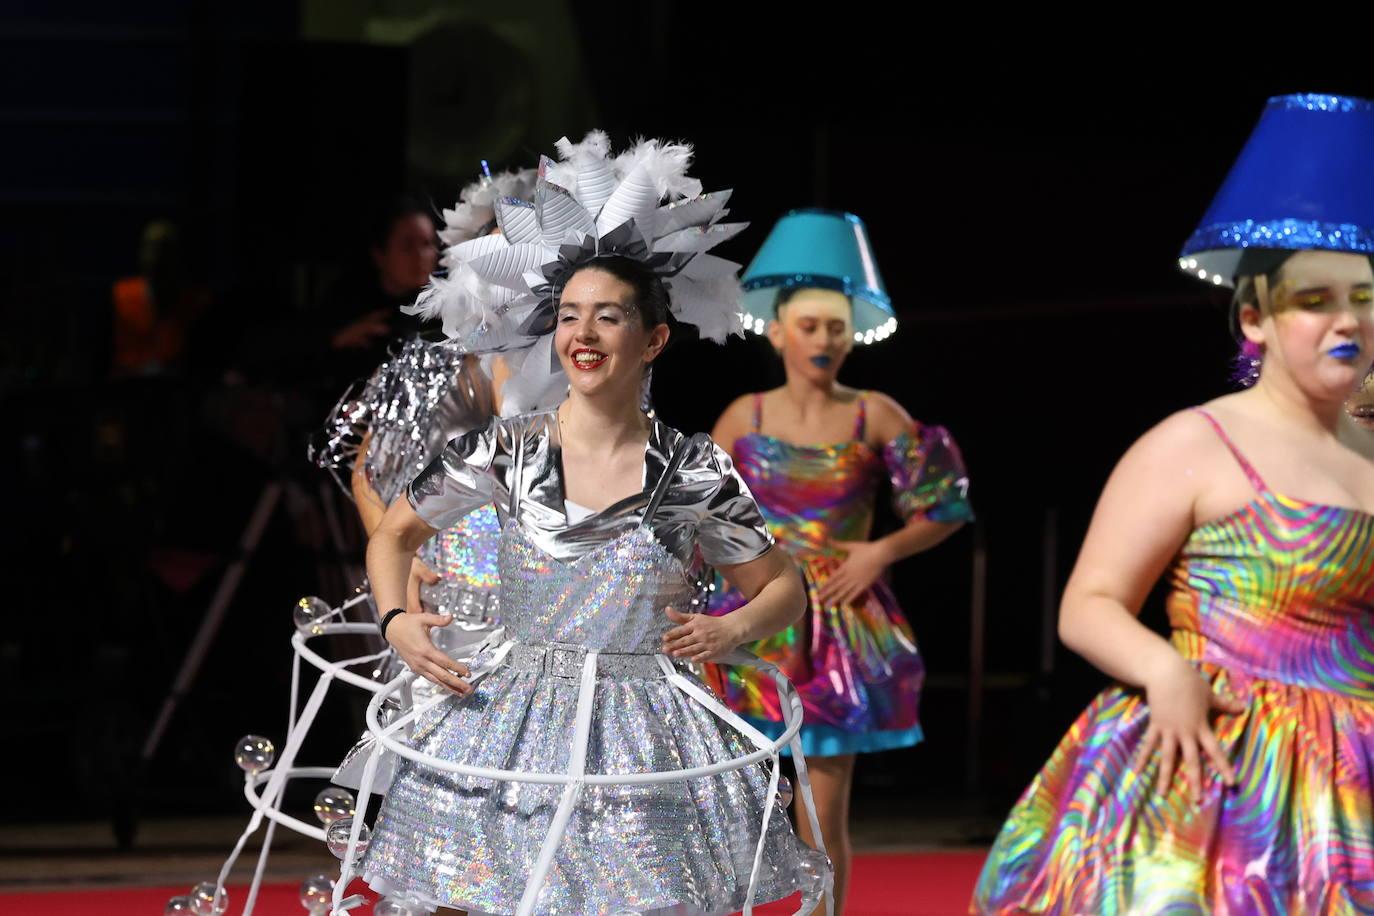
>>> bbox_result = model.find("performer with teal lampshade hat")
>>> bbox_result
[975,93,1374,913]
[735,208,900,343]
[704,208,974,914]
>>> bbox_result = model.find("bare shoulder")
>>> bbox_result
[719,392,758,424]
[711,391,762,447]
[861,390,917,442]
[1121,408,1222,467]
[1106,409,1238,518]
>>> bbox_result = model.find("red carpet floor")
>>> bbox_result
[2,851,987,915]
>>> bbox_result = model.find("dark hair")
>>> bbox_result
[774,285,853,317]
[567,256,672,327]
[369,194,434,251]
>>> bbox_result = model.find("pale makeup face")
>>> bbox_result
[766,288,854,384]
[1238,250,1374,404]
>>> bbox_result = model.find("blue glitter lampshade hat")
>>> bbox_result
[740,208,896,343]
[1180,93,1374,288]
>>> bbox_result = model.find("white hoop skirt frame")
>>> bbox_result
[213,612,449,915]
[329,643,834,916]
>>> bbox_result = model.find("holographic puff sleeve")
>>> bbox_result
[406,418,501,530]
[694,439,775,567]
[883,423,974,524]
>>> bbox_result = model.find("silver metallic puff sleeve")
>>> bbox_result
[308,377,372,497]
[406,418,504,531]
[692,438,775,567]
[310,338,494,506]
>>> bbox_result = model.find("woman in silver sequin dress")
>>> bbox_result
[348,134,829,916]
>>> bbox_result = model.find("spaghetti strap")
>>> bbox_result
[852,394,867,441]
[1191,407,1268,493]
[751,393,764,434]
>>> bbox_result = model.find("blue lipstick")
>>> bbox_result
[1329,342,1363,360]
[809,355,833,368]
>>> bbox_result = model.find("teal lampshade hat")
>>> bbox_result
[1179,93,1374,287]
[740,208,897,344]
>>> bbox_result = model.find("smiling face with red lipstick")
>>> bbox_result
[554,259,671,405]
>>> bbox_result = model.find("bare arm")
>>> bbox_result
[366,498,434,610]
[716,547,806,641]
[367,497,471,694]
[710,394,754,461]
[870,517,962,563]
[662,546,804,662]
[353,428,440,610]
[1058,412,1244,797]
[1058,416,1202,683]
[350,430,388,536]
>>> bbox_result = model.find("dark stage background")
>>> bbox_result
[4,1,1371,846]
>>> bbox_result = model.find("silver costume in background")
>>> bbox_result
[313,335,503,638]
[317,337,505,794]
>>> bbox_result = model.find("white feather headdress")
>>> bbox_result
[435,164,539,254]
[404,132,747,415]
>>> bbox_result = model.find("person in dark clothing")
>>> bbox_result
[315,195,440,386]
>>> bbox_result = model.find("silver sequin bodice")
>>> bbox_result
[498,523,694,654]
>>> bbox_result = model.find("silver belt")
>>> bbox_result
[505,641,678,680]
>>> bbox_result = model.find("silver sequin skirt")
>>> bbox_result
[358,661,805,914]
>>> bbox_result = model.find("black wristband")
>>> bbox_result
[379,608,406,640]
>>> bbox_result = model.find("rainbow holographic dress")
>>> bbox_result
[974,409,1374,914]
[705,393,973,757]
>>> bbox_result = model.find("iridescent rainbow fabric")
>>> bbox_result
[974,409,1374,914]
[705,394,972,757]
[423,503,501,592]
